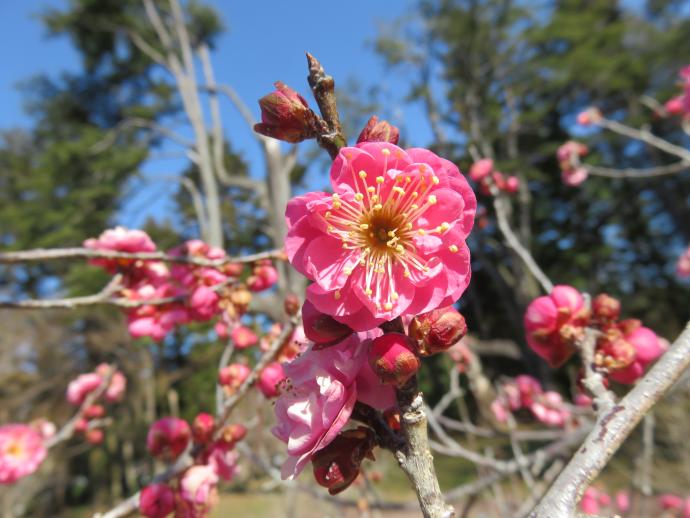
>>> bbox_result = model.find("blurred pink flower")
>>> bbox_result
[0,424,47,484]
[66,373,103,406]
[469,158,493,181]
[676,245,690,277]
[285,142,476,331]
[146,417,191,461]
[207,444,240,481]
[609,324,666,384]
[84,227,157,272]
[179,465,218,515]
[561,167,589,187]
[231,325,258,349]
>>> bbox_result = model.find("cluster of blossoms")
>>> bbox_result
[84,228,278,342]
[66,364,127,444]
[524,286,666,384]
[556,141,589,187]
[490,374,573,428]
[262,126,476,492]
[139,415,245,517]
[676,244,690,278]
[468,158,520,196]
[663,65,690,119]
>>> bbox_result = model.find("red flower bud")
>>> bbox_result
[592,293,621,323]
[192,412,215,445]
[254,82,316,143]
[139,483,175,518]
[409,306,468,356]
[302,300,353,347]
[146,417,191,461]
[356,115,400,145]
[74,418,89,434]
[312,427,376,495]
[368,333,420,387]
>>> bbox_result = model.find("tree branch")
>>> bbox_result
[530,321,690,517]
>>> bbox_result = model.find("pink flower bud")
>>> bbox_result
[615,490,630,513]
[469,159,493,181]
[561,167,589,187]
[356,115,400,145]
[207,443,239,481]
[311,427,376,495]
[576,107,602,126]
[84,404,105,419]
[368,333,420,387]
[254,82,315,143]
[258,362,286,398]
[85,428,104,445]
[580,488,600,515]
[608,325,665,384]
[504,175,520,194]
[409,306,468,356]
[66,373,103,406]
[524,285,589,367]
[677,246,690,277]
[218,364,250,392]
[139,483,175,518]
[215,320,229,339]
[105,371,126,403]
[231,325,258,349]
[592,293,621,322]
[665,95,685,116]
[189,285,219,321]
[146,417,191,461]
[192,413,215,445]
[302,300,353,346]
[74,418,89,434]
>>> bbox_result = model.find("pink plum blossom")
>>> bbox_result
[231,325,258,349]
[207,444,240,481]
[529,391,571,427]
[258,362,286,398]
[247,263,279,292]
[272,333,381,479]
[146,417,191,461]
[83,227,157,272]
[524,285,590,367]
[504,175,520,193]
[469,158,493,181]
[179,465,219,516]
[557,141,588,163]
[66,373,103,406]
[0,424,47,484]
[561,167,589,187]
[139,483,175,518]
[285,142,476,331]
[218,364,250,393]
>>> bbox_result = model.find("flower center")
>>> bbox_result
[321,149,458,312]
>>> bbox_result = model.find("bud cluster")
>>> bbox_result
[468,158,520,196]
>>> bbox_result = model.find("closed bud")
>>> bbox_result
[592,293,621,323]
[356,115,400,145]
[284,293,300,316]
[409,306,468,356]
[218,363,250,393]
[312,427,376,495]
[254,82,316,143]
[146,417,191,461]
[302,300,353,347]
[368,333,420,387]
[192,412,215,445]
[139,483,175,518]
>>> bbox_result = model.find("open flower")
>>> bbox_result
[272,331,393,479]
[286,142,476,331]
[0,424,47,484]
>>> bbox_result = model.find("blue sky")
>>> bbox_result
[0,0,434,230]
